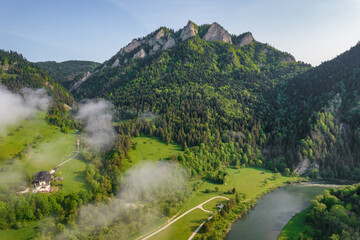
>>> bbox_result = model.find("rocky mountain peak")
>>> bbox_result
[180,20,198,41]
[147,28,176,55]
[203,22,232,44]
[238,32,254,46]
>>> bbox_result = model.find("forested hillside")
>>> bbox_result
[71,21,310,177]
[0,50,75,130]
[70,21,360,179]
[270,44,360,180]
[36,60,100,89]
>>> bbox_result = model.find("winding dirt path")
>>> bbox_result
[141,196,229,240]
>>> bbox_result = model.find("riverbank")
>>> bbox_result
[279,183,359,240]
[138,168,304,240]
[194,172,306,239]
[226,181,351,240]
[278,208,312,240]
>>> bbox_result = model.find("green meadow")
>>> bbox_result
[0,221,39,240]
[0,131,302,240]
[0,112,88,192]
[124,136,182,169]
[145,167,302,240]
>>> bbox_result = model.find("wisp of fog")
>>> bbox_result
[76,99,115,150]
[0,85,50,132]
[56,161,188,239]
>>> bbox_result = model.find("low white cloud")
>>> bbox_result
[0,85,50,132]
[76,99,115,150]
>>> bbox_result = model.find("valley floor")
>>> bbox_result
[139,167,302,240]
[0,134,301,240]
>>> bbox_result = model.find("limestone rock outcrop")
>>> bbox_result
[238,33,254,46]
[162,35,176,50]
[282,56,295,63]
[70,71,92,91]
[148,29,176,54]
[111,58,120,68]
[123,39,141,53]
[148,29,166,46]
[180,21,198,41]
[133,49,146,59]
[203,23,232,43]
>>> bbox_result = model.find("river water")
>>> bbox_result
[225,183,340,240]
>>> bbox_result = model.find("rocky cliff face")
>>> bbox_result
[148,29,166,46]
[203,23,232,43]
[282,55,295,63]
[148,29,176,55]
[238,32,254,46]
[180,21,198,41]
[133,48,146,59]
[111,58,120,68]
[87,21,289,79]
[162,35,176,50]
[123,39,141,53]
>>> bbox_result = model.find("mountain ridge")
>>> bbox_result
[69,20,297,92]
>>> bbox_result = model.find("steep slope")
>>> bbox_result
[36,60,100,89]
[0,50,75,129]
[71,21,309,176]
[271,43,360,179]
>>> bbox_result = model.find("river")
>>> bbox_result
[225,182,342,240]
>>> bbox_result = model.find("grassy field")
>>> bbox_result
[144,167,302,240]
[57,157,90,193]
[148,209,209,240]
[0,112,89,193]
[125,136,182,170]
[0,221,39,240]
[0,112,61,162]
[278,208,312,240]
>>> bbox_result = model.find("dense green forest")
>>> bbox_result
[1,20,360,239]
[0,50,76,130]
[36,60,100,89]
[300,184,360,239]
[271,44,360,180]
[71,23,311,178]
[68,22,360,180]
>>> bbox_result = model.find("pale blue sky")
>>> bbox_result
[0,0,359,66]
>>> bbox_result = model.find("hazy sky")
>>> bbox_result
[1,0,359,66]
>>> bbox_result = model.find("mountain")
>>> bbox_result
[0,49,75,130]
[36,60,100,89]
[69,20,310,177]
[270,43,360,179]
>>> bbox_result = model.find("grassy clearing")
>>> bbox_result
[278,208,312,240]
[0,112,89,193]
[25,130,77,172]
[0,112,60,162]
[125,136,182,169]
[147,209,210,240]
[0,221,38,240]
[57,158,90,193]
[145,167,302,240]
[180,168,298,215]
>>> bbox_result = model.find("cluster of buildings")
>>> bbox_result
[33,170,52,193]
